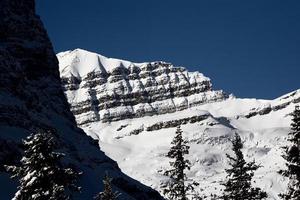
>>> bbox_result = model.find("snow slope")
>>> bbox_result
[58,49,300,199]
[84,96,299,199]
[58,49,147,78]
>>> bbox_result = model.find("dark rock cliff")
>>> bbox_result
[0,0,163,199]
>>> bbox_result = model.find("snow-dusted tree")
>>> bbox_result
[279,105,300,199]
[221,133,267,200]
[161,126,199,200]
[5,132,81,200]
[94,173,120,200]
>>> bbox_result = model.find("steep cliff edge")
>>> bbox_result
[0,0,162,199]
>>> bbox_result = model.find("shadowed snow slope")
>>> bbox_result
[0,1,163,199]
[58,49,300,199]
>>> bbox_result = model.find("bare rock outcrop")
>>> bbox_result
[58,49,227,125]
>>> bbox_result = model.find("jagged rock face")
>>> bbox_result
[0,0,162,199]
[0,0,73,128]
[58,49,227,125]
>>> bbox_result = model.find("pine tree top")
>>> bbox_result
[221,133,267,200]
[5,131,81,200]
[94,173,120,200]
[289,105,300,144]
[161,126,199,200]
[167,126,189,158]
[279,106,300,199]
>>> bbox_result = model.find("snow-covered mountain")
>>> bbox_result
[57,49,227,125]
[0,1,162,199]
[58,49,300,199]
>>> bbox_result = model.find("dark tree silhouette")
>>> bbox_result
[161,126,199,200]
[5,132,81,200]
[94,173,120,200]
[221,133,267,200]
[279,105,300,199]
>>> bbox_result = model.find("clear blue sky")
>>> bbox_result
[36,0,299,99]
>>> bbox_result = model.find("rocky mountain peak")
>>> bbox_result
[58,49,227,125]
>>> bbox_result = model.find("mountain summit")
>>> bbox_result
[58,49,227,124]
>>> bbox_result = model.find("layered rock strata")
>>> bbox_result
[58,49,227,124]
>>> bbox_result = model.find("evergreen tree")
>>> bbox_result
[161,126,199,200]
[221,133,267,200]
[279,105,300,199]
[94,173,120,200]
[5,132,81,200]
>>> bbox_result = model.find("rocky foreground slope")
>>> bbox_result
[0,1,162,199]
[58,49,300,199]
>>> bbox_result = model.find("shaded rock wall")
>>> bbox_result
[0,0,163,199]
